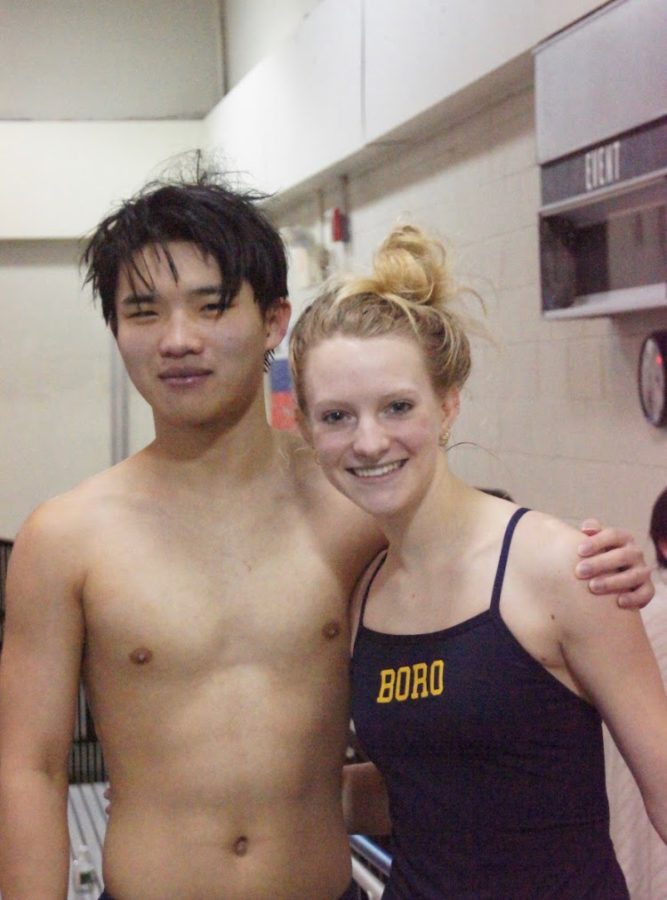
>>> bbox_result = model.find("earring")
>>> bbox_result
[438,427,451,448]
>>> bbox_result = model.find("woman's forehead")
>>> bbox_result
[309,333,424,367]
[305,334,432,396]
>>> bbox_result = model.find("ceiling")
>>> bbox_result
[1,0,224,121]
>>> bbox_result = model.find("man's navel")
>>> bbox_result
[233,835,249,857]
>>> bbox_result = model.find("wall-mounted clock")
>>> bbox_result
[638,330,667,427]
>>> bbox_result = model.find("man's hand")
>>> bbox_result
[576,520,653,609]
[103,785,111,815]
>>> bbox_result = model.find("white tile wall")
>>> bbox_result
[0,242,111,538]
[275,85,667,555]
[0,244,153,538]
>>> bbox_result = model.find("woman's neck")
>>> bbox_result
[379,469,483,575]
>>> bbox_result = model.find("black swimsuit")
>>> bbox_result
[351,507,628,899]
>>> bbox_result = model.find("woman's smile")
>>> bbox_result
[303,334,452,520]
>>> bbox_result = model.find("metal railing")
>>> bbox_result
[350,834,392,877]
[350,834,392,899]
[0,539,106,783]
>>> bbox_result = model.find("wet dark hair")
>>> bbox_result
[650,487,667,569]
[81,158,288,335]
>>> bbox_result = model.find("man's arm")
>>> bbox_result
[0,502,85,900]
[576,521,653,608]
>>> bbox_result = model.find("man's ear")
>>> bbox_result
[265,299,291,352]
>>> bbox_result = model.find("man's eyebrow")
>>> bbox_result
[120,292,156,307]
[189,284,225,297]
[118,285,226,305]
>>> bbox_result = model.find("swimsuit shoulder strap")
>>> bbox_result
[490,507,530,614]
[358,550,388,625]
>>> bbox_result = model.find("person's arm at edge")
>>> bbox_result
[550,524,667,840]
[576,520,653,609]
[0,503,85,900]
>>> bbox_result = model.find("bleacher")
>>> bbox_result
[67,783,107,897]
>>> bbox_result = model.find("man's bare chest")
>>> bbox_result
[80,506,352,676]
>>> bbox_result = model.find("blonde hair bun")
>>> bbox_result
[337,224,454,311]
[289,222,473,413]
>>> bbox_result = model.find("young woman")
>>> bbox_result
[289,225,667,898]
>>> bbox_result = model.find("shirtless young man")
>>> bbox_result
[0,172,653,900]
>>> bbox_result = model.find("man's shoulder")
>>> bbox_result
[278,431,357,507]
[274,429,384,551]
[273,429,311,468]
[270,430,323,500]
[15,455,146,549]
